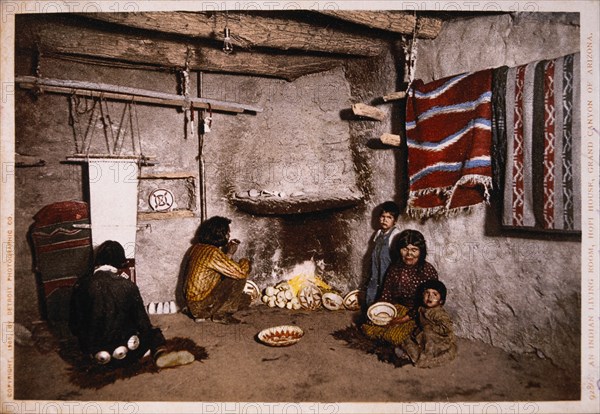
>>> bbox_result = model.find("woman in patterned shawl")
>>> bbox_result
[362,229,438,346]
[183,216,252,325]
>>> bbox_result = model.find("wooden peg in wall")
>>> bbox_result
[380,133,402,147]
[382,91,407,102]
[351,103,386,121]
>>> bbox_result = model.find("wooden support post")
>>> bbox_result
[351,103,386,121]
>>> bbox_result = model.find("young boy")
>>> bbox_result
[365,201,401,307]
[399,279,457,368]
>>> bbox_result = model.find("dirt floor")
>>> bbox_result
[14,305,580,407]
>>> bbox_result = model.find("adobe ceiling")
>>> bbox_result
[16,11,503,81]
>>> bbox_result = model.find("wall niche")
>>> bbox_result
[138,173,197,220]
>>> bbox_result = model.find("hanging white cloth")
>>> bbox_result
[87,158,139,258]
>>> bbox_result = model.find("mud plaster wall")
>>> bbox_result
[14,18,394,328]
[407,12,581,374]
[13,13,580,374]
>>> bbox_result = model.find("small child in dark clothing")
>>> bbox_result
[399,279,457,368]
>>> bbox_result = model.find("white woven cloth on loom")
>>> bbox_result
[88,159,139,257]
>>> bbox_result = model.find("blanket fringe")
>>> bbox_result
[407,175,493,220]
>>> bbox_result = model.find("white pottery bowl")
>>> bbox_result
[367,302,397,326]
[322,292,344,311]
[298,285,322,310]
[243,280,261,302]
[343,290,361,311]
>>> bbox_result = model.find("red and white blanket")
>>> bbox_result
[405,70,493,218]
[494,53,581,231]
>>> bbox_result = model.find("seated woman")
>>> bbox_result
[70,240,194,368]
[183,216,252,325]
[362,229,438,346]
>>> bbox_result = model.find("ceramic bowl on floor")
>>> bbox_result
[343,290,361,310]
[298,285,322,310]
[257,325,304,347]
[322,292,344,310]
[367,302,397,326]
[243,280,261,302]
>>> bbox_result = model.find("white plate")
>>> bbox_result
[367,302,397,326]
[257,325,304,347]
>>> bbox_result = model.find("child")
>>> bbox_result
[365,201,401,307]
[399,279,457,368]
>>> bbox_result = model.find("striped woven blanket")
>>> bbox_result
[405,70,493,218]
[492,53,581,232]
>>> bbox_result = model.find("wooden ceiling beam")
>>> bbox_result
[18,18,346,81]
[76,11,388,57]
[317,11,443,39]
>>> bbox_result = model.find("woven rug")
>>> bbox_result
[30,201,92,322]
[59,337,208,389]
[405,70,493,219]
[332,325,410,368]
[493,53,581,232]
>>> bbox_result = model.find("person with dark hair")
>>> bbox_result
[362,229,438,346]
[365,201,401,307]
[397,279,457,368]
[183,216,252,324]
[70,240,194,368]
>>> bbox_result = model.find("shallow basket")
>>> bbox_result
[257,325,304,347]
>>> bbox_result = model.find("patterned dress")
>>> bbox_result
[362,261,438,345]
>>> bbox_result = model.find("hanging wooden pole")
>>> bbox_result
[16,76,262,114]
[198,71,207,222]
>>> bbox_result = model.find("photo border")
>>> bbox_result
[1,1,598,413]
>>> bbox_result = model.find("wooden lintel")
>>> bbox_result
[17,17,345,82]
[317,11,443,39]
[77,12,387,57]
[352,103,386,121]
[138,210,196,221]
